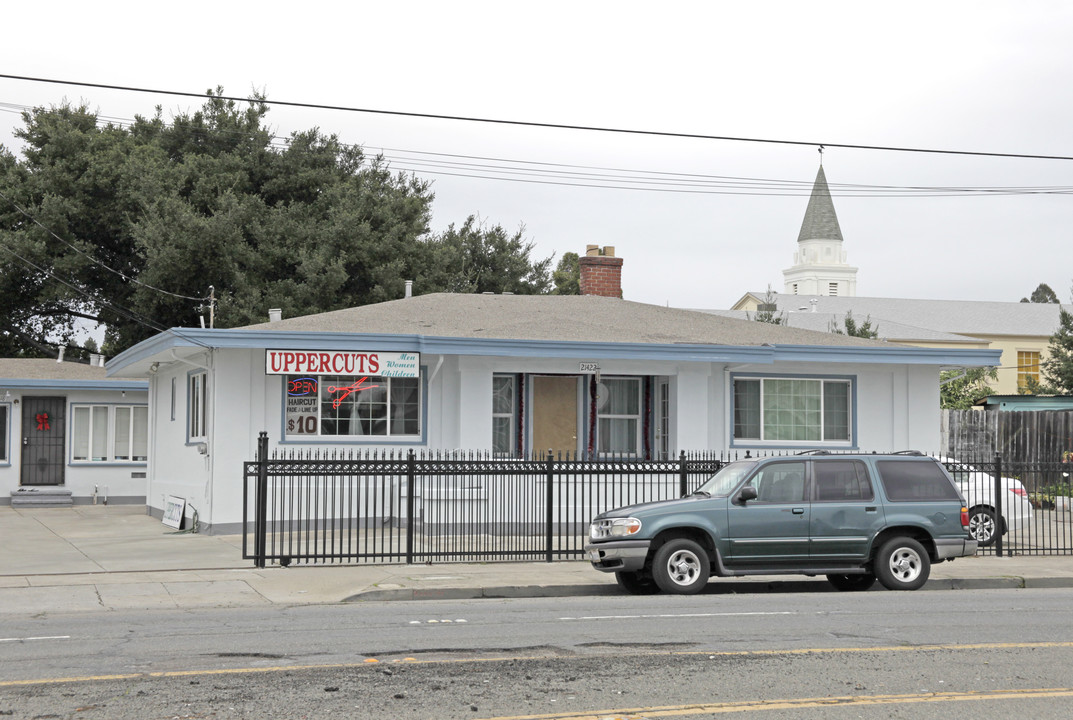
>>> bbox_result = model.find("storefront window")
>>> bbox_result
[286,375,421,439]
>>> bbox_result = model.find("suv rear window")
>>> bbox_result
[876,460,960,502]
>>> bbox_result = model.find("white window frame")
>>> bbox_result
[188,371,207,442]
[492,373,518,457]
[71,404,149,464]
[596,376,643,457]
[0,403,9,463]
[731,374,854,448]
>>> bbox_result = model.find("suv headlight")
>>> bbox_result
[590,517,642,540]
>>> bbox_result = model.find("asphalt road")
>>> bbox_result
[3,588,1073,718]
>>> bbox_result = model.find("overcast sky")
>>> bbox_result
[2,1,1072,312]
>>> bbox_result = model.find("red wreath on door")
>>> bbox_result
[36,413,50,431]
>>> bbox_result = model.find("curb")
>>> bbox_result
[343,576,1073,602]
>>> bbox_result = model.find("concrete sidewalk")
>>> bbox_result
[2,505,1072,615]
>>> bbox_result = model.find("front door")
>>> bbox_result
[531,376,579,456]
[21,396,66,486]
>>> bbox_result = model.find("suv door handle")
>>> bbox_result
[792,507,805,514]
[865,506,878,512]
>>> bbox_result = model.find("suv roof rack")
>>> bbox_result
[891,450,925,456]
[796,449,832,456]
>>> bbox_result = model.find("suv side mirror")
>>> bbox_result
[738,486,758,503]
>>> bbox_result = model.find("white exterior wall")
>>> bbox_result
[722,362,940,453]
[142,347,943,530]
[2,387,149,504]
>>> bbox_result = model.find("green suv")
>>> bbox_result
[584,451,977,594]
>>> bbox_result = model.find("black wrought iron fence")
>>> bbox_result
[943,455,1073,557]
[243,439,1073,567]
[243,432,724,567]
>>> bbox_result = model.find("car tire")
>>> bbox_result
[874,537,930,591]
[826,573,876,592]
[615,571,659,595]
[968,506,998,546]
[651,538,710,595]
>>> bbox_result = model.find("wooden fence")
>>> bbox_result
[941,410,1073,465]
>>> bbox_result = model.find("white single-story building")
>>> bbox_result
[1,357,149,506]
[107,251,1000,533]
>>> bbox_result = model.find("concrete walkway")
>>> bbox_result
[2,505,1072,614]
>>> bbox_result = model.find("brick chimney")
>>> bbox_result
[578,245,623,298]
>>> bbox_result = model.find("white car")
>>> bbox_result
[940,458,1034,546]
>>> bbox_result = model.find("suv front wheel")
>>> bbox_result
[652,538,710,594]
[874,537,931,591]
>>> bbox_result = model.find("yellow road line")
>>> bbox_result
[3,641,1073,688]
[477,688,1073,720]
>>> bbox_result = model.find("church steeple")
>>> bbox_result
[782,164,857,297]
[797,165,844,243]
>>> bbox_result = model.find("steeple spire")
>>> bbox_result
[783,163,857,297]
[797,165,843,243]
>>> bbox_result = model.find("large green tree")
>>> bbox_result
[551,251,580,295]
[422,217,552,295]
[0,92,554,356]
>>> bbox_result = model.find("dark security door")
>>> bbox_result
[21,396,66,486]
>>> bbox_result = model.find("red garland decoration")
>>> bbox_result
[36,413,51,431]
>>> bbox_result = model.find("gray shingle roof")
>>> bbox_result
[0,359,117,381]
[697,309,983,343]
[797,165,844,243]
[241,293,883,347]
[741,293,1073,337]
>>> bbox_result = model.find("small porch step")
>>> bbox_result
[11,487,74,506]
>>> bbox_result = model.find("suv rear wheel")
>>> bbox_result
[652,538,710,594]
[875,537,930,590]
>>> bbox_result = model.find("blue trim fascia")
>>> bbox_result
[0,378,148,391]
[107,328,1003,377]
[770,344,1002,366]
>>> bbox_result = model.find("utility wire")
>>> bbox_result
[3,73,1073,162]
[0,240,169,334]
[0,187,209,302]
[3,99,1071,198]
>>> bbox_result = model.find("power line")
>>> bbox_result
[4,98,1072,199]
[0,239,168,334]
[0,187,209,302]
[4,73,1073,162]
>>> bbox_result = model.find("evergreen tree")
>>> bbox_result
[1038,307,1073,394]
[1020,283,1060,303]
[747,287,785,325]
[829,310,879,338]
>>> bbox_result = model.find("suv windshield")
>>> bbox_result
[695,461,757,496]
